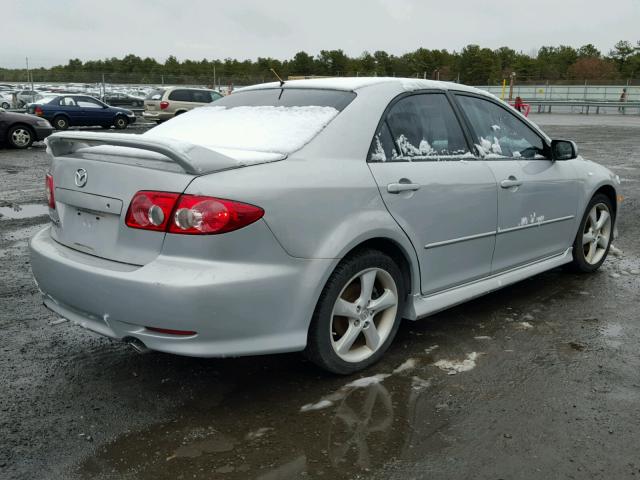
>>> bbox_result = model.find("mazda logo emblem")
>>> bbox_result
[74,168,88,188]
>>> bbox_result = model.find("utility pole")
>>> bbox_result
[213,64,216,90]
[508,72,516,101]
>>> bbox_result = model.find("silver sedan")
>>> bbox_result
[30,78,620,373]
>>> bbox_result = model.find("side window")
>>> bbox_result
[168,89,191,102]
[369,123,396,162]
[191,90,212,103]
[369,93,470,162]
[61,97,77,106]
[456,95,546,159]
[210,91,222,102]
[76,97,103,108]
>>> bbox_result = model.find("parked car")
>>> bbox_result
[103,92,145,108]
[26,95,136,130]
[15,90,40,107]
[30,78,620,374]
[0,107,53,148]
[0,93,11,109]
[142,87,222,123]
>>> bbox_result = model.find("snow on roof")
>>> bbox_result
[237,77,492,97]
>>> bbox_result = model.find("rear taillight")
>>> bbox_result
[124,191,264,235]
[35,106,43,116]
[169,195,264,235]
[45,174,55,209]
[125,191,180,231]
[159,101,169,110]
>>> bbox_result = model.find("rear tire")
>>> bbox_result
[53,116,69,130]
[569,193,614,273]
[7,125,34,149]
[305,249,405,375]
[114,116,128,130]
[1,102,10,109]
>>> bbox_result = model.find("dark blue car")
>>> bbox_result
[27,95,136,130]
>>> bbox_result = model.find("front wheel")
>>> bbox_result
[569,193,614,272]
[114,116,128,130]
[305,249,405,374]
[1,102,10,109]
[7,125,34,149]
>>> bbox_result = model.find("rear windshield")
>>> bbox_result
[145,89,165,100]
[144,88,355,155]
[216,88,356,111]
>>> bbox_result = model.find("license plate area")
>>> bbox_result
[56,205,121,255]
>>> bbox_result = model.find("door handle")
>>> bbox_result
[387,182,421,193]
[500,176,523,189]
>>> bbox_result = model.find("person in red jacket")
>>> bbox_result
[514,96,524,112]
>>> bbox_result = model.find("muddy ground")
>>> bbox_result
[1,115,639,480]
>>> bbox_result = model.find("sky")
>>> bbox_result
[2,0,639,68]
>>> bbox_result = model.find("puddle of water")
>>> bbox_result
[0,203,49,220]
[602,324,623,338]
[601,323,624,348]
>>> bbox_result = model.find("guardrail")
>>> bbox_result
[524,100,640,115]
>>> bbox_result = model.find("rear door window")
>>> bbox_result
[191,90,214,103]
[369,93,470,162]
[61,97,77,107]
[455,95,546,159]
[168,89,192,102]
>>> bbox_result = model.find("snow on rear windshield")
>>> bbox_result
[144,105,340,155]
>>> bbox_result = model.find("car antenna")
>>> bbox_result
[270,68,285,87]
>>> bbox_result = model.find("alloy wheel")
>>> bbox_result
[581,202,612,265]
[330,268,398,363]
[11,128,31,147]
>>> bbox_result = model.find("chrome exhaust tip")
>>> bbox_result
[124,337,150,354]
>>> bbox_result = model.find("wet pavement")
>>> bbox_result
[1,116,639,479]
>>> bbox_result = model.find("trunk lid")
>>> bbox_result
[45,132,284,265]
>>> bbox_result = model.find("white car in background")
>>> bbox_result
[0,93,12,109]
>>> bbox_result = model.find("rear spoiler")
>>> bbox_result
[45,131,248,175]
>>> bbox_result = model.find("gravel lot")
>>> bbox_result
[1,115,639,479]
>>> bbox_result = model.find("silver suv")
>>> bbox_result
[142,86,222,123]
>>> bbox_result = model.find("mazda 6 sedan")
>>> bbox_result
[30,78,620,374]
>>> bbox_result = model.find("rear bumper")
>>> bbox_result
[142,111,172,122]
[30,226,336,357]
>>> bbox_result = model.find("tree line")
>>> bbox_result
[1,41,638,86]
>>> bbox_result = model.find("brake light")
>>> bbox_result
[125,191,180,231]
[35,106,43,116]
[159,101,169,110]
[169,195,264,235]
[124,191,264,235]
[45,174,55,209]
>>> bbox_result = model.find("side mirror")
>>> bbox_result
[551,139,578,161]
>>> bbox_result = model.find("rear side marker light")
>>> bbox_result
[124,191,264,235]
[45,173,55,209]
[146,327,197,336]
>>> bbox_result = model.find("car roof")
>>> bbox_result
[164,86,214,91]
[236,77,492,97]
